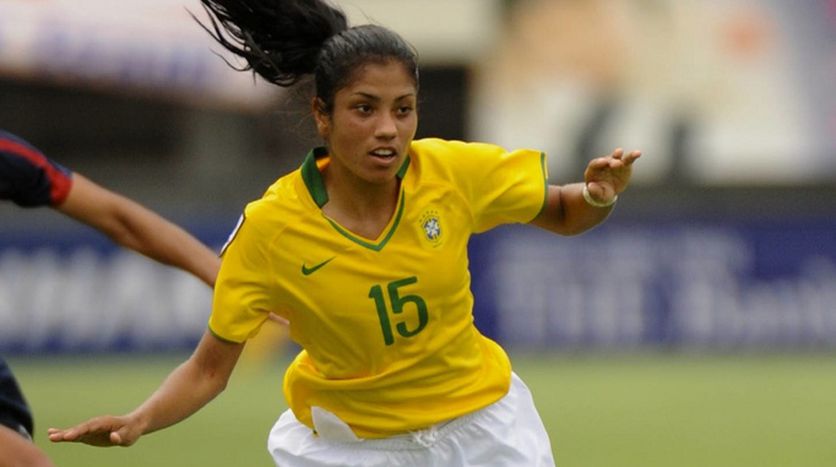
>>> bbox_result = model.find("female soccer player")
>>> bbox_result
[0,130,221,467]
[48,1,641,465]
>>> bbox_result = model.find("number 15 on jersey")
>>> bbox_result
[368,276,428,346]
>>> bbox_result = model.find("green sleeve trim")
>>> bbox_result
[207,325,244,344]
[534,152,549,219]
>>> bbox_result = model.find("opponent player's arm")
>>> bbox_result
[47,330,243,446]
[55,174,220,287]
[0,425,55,467]
[530,148,640,235]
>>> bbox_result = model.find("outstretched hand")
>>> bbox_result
[583,148,642,203]
[48,414,142,447]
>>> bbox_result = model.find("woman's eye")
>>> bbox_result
[355,104,372,114]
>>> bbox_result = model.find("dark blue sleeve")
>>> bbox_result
[0,357,34,438]
[0,131,73,207]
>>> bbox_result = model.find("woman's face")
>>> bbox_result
[314,59,418,187]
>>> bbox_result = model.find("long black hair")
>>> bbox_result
[195,0,419,113]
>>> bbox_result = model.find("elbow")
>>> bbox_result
[204,367,231,396]
[215,374,230,394]
[560,226,588,237]
[534,215,604,236]
[185,357,233,400]
[99,216,143,253]
[550,223,595,237]
[531,210,593,236]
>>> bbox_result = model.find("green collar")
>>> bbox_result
[300,147,411,251]
[300,147,330,208]
[300,146,411,208]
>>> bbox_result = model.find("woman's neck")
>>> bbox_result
[321,167,400,240]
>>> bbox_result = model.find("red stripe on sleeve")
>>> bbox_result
[0,139,73,205]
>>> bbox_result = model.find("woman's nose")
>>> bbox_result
[375,113,398,139]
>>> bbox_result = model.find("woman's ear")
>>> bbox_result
[312,98,330,138]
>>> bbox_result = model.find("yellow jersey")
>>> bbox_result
[210,138,548,438]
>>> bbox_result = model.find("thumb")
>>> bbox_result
[110,430,124,446]
[110,426,137,446]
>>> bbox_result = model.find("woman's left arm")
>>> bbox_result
[530,148,641,236]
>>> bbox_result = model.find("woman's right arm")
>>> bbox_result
[55,174,221,288]
[47,330,244,447]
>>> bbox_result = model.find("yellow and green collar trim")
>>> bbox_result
[301,147,410,208]
[300,147,410,251]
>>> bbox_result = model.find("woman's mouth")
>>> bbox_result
[369,148,398,161]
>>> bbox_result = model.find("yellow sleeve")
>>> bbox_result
[446,141,549,233]
[208,209,278,343]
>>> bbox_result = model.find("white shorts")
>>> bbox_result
[267,372,555,467]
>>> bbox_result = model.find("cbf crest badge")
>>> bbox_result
[419,209,443,247]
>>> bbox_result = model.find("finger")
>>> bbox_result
[608,158,626,170]
[110,431,123,446]
[48,425,78,442]
[47,428,67,442]
[48,428,86,443]
[623,150,642,164]
[49,420,112,444]
[589,157,611,170]
[611,147,624,159]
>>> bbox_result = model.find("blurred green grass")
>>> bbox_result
[8,352,836,467]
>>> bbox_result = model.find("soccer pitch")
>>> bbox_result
[9,352,836,467]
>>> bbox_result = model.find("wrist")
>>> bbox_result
[126,410,151,435]
[582,184,617,208]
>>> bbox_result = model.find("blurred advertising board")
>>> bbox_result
[0,0,281,111]
[0,226,223,353]
[472,219,836,351]
[1,215,836,353]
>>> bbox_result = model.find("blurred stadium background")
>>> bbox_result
[1,0,835,466]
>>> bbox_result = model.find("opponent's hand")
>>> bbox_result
[583,148,641,204]
[48,414,143,447]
